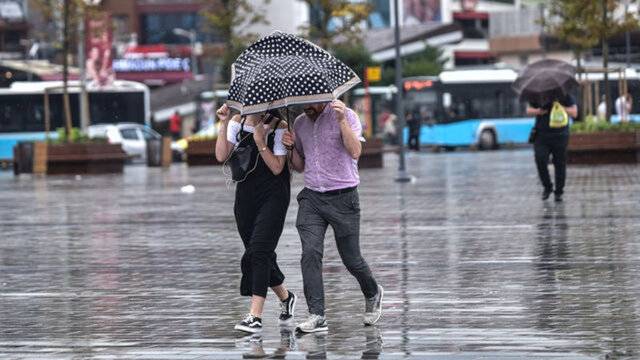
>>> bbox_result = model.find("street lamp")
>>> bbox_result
[173,27,198,76]
[393,0,412,183]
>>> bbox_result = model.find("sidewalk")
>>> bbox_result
[1,149,639,359]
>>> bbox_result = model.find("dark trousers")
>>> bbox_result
[408,133,420,151]
[534,132,569,195]
[296,188,378,316]
[234,190,289,297]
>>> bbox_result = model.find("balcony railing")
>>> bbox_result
[489,7,543,39]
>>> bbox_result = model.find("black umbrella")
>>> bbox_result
[227,31,361,115]
[512,59,578,102]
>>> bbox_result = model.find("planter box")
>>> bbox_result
[13,142,48,175]
[568,131,640,164]
[46,143,127,175]
[186,139,221,166]
[358,138,384,169]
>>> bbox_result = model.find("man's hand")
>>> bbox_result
[216,104,231,123]
[332,100,347,123]
[282,129,296,150]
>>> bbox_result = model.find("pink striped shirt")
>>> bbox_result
[294,104,365,192]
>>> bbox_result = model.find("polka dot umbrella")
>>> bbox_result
[226,31,361,115]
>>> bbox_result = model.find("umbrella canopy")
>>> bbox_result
[512,59,578,103]
[227,31,361,115]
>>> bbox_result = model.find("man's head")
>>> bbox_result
[303,103,327,120]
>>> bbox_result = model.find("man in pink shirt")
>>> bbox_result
[282,100,383,333]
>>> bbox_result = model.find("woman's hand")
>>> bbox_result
[282,129,296,150]
[216,104,231,123]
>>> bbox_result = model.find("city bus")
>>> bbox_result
[0,80,150,161]
[404,68,530,150]
[403,68,640,150]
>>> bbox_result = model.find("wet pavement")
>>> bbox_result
[1,149,640,359]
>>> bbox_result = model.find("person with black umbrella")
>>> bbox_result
[526,90,577,202]
[514,59,579,202]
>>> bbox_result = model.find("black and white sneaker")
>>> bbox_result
[234,313,263,334]
[363,284,384,326]
[296,314,328,333]
[279,291,297,326]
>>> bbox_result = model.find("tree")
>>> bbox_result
[299,0,372,50]
[332,41,375,81]
[201,0,270,83]
[547,0,639,121]
[31,0,100,139]
[381,46,446,85]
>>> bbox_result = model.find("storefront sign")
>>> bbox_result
[113,58,191,73]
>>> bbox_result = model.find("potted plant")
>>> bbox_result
[45,127,128,175]
[568,117,640,164]
[186,133,221,166]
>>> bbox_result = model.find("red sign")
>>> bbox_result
[85,12,114,88]
[404,79,433,91]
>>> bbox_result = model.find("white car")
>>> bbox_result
[88,123,164,162]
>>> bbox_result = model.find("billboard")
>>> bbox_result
[85,12,114,88]
[402,0,441,24]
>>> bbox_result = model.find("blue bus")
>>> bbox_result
[0,80,150,162]
[403,68,531,150]
[402,68,640,150]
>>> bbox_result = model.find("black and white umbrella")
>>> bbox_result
[226,31,361,115]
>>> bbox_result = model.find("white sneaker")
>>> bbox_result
[295,314,328,333]
[363,285,384,326]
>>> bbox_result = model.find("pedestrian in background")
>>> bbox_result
[527,91,578,202]
[215,104,297,334]
[169,110,182,140]
[408,107,421,151]
[282,100,384,333]
[615,93,633,122]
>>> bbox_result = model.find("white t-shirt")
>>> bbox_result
[615,97,630,121]
[226,121,287,156]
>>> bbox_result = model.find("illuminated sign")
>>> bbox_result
[113,58,191,73]
[404,79,433,91]
[366,66,382,82]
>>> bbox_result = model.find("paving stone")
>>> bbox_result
[1,150,639,359]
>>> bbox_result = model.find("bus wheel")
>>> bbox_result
[478,130,497,150]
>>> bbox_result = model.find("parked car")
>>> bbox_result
[88,123,181,162]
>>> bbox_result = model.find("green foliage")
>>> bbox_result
[381,46,446,85]
[547,0,638,47]
[332,42,376,81]
[571,120,640,133]
[201,0,270,82]
[53,127,106,144]
[300,0,372,50]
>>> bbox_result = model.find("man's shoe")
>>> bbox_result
[296,314,328,333]
[554,193,563,202]
[279,291,297,326]
[542,188,553,200]
[235,313,263,334]
[363,284,384,326]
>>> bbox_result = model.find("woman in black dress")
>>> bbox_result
[215,104,296,334]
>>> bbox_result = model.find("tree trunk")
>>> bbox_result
[62,0,73,140]
[602,0,611,122]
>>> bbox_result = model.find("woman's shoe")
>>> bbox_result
[235,313,263,334]
[279,291,297,326]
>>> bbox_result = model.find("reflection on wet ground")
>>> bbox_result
[1,150,639,359]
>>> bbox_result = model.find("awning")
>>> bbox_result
[364,23,463,62]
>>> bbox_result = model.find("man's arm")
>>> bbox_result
[282,129,304,173]
[333,101,362,159]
